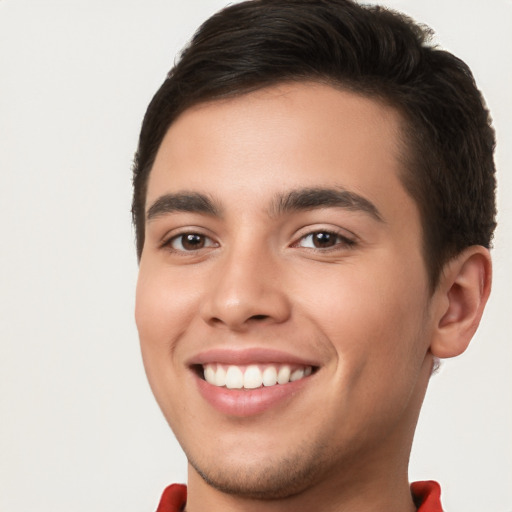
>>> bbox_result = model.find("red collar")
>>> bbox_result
[156,484,186,512]
[411,481,444,511]
[156,480,443,512]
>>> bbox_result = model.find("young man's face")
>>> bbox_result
[136,83,438,498]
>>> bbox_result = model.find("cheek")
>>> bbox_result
[298,259,430,370]
[135,267,195,420]
[135,264,198,347]
[135,270,188,399]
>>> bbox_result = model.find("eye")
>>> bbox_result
[167,233,217,252]
[296,231,355,249]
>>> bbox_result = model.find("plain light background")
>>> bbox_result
[0,1,510,511]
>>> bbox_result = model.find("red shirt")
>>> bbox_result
[155,480,443,511]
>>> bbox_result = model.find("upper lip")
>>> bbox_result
[187,347,321,367]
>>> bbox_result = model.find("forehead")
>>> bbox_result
[147,82,412,222]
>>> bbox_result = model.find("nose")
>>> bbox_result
[199,243,291,331]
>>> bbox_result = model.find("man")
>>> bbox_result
[132,1,496,510]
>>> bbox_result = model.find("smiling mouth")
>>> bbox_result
[197,363,316,390]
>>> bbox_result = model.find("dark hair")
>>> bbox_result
[132,0,496,288]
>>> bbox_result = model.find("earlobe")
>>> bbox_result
[430,246,492,359]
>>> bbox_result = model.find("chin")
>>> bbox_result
[186,438,334,500]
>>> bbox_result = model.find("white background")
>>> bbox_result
[0,1,510,511]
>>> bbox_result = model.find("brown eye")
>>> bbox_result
[297,231,355,250]
[311,232,336,248]
[170,233,215,251]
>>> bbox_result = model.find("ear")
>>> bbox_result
[430,246,492,359]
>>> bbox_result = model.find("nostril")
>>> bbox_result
[250,314,270,321]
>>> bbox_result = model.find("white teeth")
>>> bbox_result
[244,365,263,389]
[214,365,227,387]
[290,368,304,381]
[225,365,244,389]
[277,365,291,384]
[204,365,216,385]
[262,366,277,386]
[202,363,313,389]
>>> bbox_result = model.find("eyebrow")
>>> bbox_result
[271,187,383,221]
[146,187,383,223]
[146,192,221,221]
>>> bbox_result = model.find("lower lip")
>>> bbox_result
[195,373,311,417]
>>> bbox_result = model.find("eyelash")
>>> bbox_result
[162,229,356,254]
[162,232,218,253]
[292,230,356,251]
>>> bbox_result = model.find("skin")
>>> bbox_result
[135,82,491,512]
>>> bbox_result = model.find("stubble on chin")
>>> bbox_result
[186,437,336,500]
